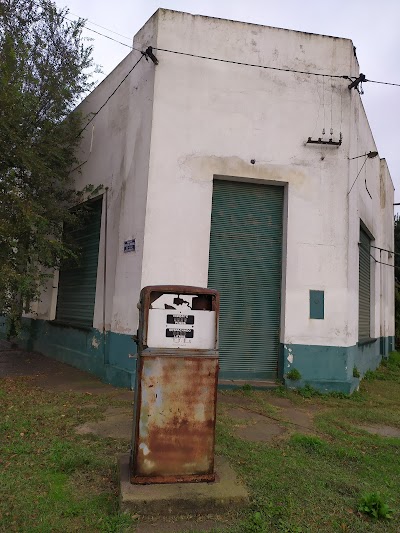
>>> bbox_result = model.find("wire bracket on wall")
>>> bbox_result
[348,73,366,94]
[144,46,159,65]
[306,133,342,146]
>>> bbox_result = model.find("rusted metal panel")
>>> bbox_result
[131,286,219,485]
[131,354,218,484]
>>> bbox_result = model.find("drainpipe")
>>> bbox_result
[103,187,109,364]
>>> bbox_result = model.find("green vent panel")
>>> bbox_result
[310,290,324,319]
[359,227,371,341]
[208,180,284,380]
[56,199,102,328]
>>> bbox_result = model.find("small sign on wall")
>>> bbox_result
[124,239,136,253]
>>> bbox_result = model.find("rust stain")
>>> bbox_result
[131,286,219,484]
[132,355,218,483]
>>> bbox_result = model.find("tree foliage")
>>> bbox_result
[0,0,95,336]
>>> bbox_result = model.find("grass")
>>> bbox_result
[1,352,400,532]
[215,352,400,532]
[0,378,133,532]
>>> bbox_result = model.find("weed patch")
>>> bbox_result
[358,492,394,520]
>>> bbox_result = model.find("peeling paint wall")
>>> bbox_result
[32,14,158,340]
[140,9,394,350]
[31,9,394,386]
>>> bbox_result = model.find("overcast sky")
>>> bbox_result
[55,0,400,207]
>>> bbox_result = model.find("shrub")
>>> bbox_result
[286,368,301,381]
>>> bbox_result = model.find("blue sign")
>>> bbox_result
[124,239,136,253]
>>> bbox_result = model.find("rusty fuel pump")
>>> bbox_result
[130,286,219,484]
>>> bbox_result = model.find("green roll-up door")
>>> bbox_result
[56,198,102,328]
[208,180,284,380]
[359,227,371,341]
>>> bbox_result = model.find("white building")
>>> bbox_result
[23,9,395,392]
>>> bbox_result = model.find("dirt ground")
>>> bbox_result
[0,339,320,443]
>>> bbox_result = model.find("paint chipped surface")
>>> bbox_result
[91,336,100,349]
[132,355,218,482]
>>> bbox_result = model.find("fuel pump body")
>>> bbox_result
[130,286,219,484]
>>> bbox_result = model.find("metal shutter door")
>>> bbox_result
[208,180,283,380]
[359,228,371,341]
[56,199,102,327]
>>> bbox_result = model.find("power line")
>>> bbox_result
[347,157,368,196]
[68,12,131,41]
[62,9,400,88]
[154,46,400,88]
[359,244,398,269]
[64,16,142,53]
[78,53,145,135]
[366,78,400,88]
[153,47,351,80]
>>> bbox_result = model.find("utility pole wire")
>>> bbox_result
[61,7,400,87]
[347,157,368,196]
[64,16,142,52]
[78,53,145,135]
[68,12,132,41]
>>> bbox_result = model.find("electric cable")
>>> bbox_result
[78,53,145,135]
[64,16,141,52]
[152,47,351,80]
[56,6,400,87]
[340,85,343,136]
[68,12,132,41]
[348,157,368,196]
[365,79,400,88]
[364,155,372,199]
[322,75,326,134]
[371,244,399,257]
[359,243,398,269]
[330,77,333,135]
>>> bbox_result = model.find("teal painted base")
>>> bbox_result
[20,318,137,389]
[7,317,396,395]
[283,336,395,394]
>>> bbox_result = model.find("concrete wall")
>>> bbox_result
[24,14,159,386]
[28,9,394,390]
[142,10,355,343]
[141,10,394,390]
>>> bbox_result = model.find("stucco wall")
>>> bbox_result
[140,9,394,353]
[33,14,158,338]
[28,9,394,389]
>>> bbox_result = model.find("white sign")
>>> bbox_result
[147,309,216,349]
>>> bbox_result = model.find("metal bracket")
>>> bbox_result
[348,73,366,93]
[306,136,342,146]
[144,46,159,65]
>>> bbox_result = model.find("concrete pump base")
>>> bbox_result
[118,454,249,516]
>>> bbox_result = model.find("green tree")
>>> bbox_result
[0,0,95,337]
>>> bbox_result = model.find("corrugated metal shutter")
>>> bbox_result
[56,198,102,328]
[208,180,283,380]
[359,227,371,341]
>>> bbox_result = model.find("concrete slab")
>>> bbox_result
[358,425,400,437]
[235,422,286,442]
[119,454,249,516]
[75,407,132,440]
